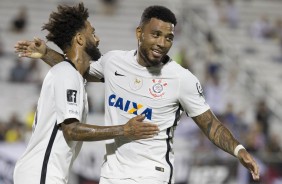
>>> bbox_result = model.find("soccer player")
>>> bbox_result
[13,3,159,184]
[15,5,260,184]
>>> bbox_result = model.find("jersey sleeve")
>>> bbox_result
[89,51,116,79]
[53,67,83,125]
[89,57,104,79]
[179,70,210,117]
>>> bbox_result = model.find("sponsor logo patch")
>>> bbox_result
[67,89,77,104]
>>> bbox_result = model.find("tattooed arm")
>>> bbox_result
[192,109,260,181]
[192,109,239,155]
[61,115,159,141]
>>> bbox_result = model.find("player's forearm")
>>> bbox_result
[64,122,124,141]
[42,46,64,66]
[192,110,240,156]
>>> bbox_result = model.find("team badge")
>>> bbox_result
[129,76,143,91]
[149,79,167,98]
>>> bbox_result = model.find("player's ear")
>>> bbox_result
[75,32,84,46]
[136,26,142,42]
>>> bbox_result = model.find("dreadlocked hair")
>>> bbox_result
[42,3,89,52]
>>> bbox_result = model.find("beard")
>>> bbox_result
[85,40,101,61]
[139,46,161,67]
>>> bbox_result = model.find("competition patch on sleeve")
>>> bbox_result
[196,82,204,97]
[67,89,77,104]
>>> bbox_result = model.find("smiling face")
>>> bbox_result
[136,18,175,67]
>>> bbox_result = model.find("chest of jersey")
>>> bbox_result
[104,58,180,122]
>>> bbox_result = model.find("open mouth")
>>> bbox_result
[151,49,163,58]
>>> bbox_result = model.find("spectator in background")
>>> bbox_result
[223,103,238,132]
[101,0,118,15]
[173,46,192,70]
[26,59,42,84]
[0,121,6,141]
[244,122,265,154]
[10,6,28,33]
[225,0,239,29]
[272,18,282,41]
[206,0,226,27]
[203,74,226,116]
[255,99,271,141]
[9,58,29,82]
[250,15,273,41]
[0,34,4,57]
[5,113,25,143]
[266,134,281,154]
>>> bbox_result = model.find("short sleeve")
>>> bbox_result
[89,57,104,79]
[179,70,210,117]
[89,51,117,79]
[53,67,83,125]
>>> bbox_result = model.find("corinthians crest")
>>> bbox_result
[149,79,167,98]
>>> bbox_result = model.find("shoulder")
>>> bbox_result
[165,59,196,81]
[50,62,78,80]
[101,50,135,61]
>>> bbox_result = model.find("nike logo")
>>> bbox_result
[115,71,125,76]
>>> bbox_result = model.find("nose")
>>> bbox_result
[157,37,165,47]
[95,35,100,46]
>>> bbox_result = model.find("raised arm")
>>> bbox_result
[15,38,64,66]
[192,109,260,181]
[61,115,159,141]
[15,38,101,82]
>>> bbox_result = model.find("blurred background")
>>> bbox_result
[0,0,282,183]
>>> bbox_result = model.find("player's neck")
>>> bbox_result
[65,50,89,76]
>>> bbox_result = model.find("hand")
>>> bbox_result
[123,115,159,140]
[14,37,47,59]
[238,149,260,181]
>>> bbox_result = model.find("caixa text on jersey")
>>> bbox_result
[108,94,152,120]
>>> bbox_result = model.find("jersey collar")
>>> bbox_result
[64,58,77,70]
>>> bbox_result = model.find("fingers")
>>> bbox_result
[140,124,159,132]
[251,170,260,181]
[15,41,32,48]
[134,114,146,122]
[14,41,31,54]
[250,161,260,181]
[239,151,260,181]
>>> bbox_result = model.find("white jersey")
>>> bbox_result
[13,61,88,184]
[89,50,210,183]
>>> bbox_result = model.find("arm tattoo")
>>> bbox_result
[193,110,239,156]
[66,122,124,141]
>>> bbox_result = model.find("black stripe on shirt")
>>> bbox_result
[165,105,182,184]
[40,122,59,184]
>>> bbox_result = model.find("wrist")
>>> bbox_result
[234,144,245,157]
[41,46,49,59]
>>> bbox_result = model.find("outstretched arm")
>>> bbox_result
[61,115,159,141]
[192,109,260,181]
[15,38,64,66]
[15,38,100,82]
